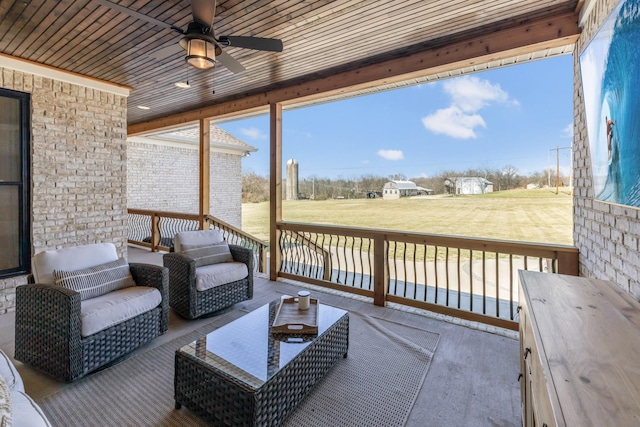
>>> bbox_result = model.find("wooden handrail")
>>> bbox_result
[278,221,579,259]
[127,208,200,221]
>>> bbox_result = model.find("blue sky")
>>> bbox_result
[218,55,574,179]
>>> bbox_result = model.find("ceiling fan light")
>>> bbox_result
[185,39,215,70]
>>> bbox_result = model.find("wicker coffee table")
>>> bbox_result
[174,297,349,426]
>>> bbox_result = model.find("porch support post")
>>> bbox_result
[199,118,211,230]
[373,234,388,306]
[557,250,579,276]
[269,103,282,281]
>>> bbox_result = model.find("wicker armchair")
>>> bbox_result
[163,230,253,319]
[15,243,169,382]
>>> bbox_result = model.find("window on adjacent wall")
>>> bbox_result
[0,88,30,279]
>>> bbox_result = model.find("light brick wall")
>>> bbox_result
[573,0,640,300]
[127,141,242,227]
[0,68,128,313]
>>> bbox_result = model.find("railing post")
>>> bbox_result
[259,246,267,274]
[557,250,579,276]
[373,234,388,306]
[269,103,283,281]
[151,213,161,252]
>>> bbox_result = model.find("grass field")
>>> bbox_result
[242,188,574,246]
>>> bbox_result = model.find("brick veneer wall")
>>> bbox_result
[127,141,242,227]
[573,0,640,300]
[0,67,128,313]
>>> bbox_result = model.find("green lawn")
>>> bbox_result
[242,188,574,246]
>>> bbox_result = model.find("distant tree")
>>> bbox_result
[242,173,269,203]
[357,174,387,196]
[389,173,407,181]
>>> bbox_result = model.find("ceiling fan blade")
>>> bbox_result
[93,0,185,35]
[216,50,246,74]
[93,0,177,31]
[148,43,184,60]
[218,36,283,52]
[190,0,216,28]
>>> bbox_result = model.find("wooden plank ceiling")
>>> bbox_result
[0,0,580,129]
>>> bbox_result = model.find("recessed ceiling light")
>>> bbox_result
[175,81,191,88]
[137,105,151,110]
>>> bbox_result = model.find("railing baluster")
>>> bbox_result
[358,237,365,289]
[396,242,408,298]
[351,236,357,287]
[470,249,473,312]
[334,235,340,283]
[367,237,374,290]
[390,241,398,295]
[482,251,486,315]
[445,247,450,307]
[301,232,310,277]
[457,248,462,310]
[426,244,431,303]
[412,243,418,300]
[495,252,499,319]
[509,254,514,320]
[432,245,439,304]
[279,231,287,273]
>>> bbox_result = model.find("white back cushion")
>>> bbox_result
[32,243,119,285]
[174,230,223,253]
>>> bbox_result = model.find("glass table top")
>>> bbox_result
[178,297,348,390]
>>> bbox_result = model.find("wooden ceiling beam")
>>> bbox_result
[128,10,579,136]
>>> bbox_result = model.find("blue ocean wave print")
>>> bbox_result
[597,0,640,206]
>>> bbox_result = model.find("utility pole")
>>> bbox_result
[549,145,572,194]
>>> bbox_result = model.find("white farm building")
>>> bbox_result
[452,177,493,195]
[382,180,432,199]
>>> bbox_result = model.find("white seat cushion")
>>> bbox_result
[10,390,52,427]
[174,230,223,253]
[80,286,162,337]
[195,262,249,292]
[32,243,119,285]
[0,350,23,393]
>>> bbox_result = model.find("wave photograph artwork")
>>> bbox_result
[580,0,640,207]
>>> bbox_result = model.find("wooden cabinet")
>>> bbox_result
[519,271,640,427]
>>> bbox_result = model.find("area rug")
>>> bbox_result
[37,310,439,427]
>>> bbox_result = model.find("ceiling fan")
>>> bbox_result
[94,0,283,74]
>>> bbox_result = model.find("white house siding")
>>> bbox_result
[573,0,640,300]
[127,141,242,228]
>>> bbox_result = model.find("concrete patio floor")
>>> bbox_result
[0,246,521,427]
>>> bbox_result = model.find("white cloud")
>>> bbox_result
[362,159,370,164]
[421,106,486,139]
[562,123,574,138]
[443,76,509,113]
[422,75,514,139]
[240,127,267,139]
[377,149,404,161]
